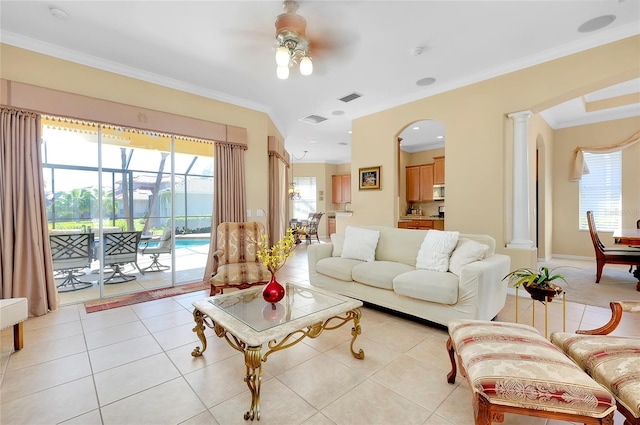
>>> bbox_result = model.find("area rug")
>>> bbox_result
[84,281,208,313]
[537,259,639,308]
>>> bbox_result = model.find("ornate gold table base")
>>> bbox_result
[191,307,364,421]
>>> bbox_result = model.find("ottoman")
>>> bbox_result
[447,320,616,425]
[0,298,28,350]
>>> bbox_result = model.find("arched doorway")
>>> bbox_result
[397,119,446,222]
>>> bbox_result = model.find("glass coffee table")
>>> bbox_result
[191,282,364,421]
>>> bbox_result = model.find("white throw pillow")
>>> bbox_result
[415,230,460,272]
[448,238,489,276]
[341,226,380,262]
[330,233,345,257]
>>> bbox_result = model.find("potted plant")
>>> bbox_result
[502,266,567,302]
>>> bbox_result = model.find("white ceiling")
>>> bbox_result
[1,1,639,163]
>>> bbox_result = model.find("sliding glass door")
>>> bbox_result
[42,117,213,304]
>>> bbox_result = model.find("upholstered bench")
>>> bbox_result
[551,301,640,425]
[0,298,28,350]
[446,320,616,425]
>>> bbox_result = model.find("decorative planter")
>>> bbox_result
[262,272,285,304]
[524,282,563,302]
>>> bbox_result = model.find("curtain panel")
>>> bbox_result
[571,129,640,181]
[268,152,288,246]
[0,107,59,316]
[203,141,247,280]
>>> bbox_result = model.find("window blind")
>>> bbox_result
[579,151,621,231]
[293,177,317,220]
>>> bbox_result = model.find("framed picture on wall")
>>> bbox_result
[358,166,381,190]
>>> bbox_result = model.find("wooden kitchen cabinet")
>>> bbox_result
[328,218,336,235]
[332,174,351,204]
[397,220,444,230]
[397,220,434,230]
[433,156,445,185]
[406,164,433,202]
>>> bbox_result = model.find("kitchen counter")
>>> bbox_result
[399,216,444,221]
[327,210,353,218]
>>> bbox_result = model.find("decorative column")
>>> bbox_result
[507,111,534,249]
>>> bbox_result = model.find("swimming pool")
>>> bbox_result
[144,238,210,249]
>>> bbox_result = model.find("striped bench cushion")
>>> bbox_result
[448,320,615,419]
[551,332,640,419]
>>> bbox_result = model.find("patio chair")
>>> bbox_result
[103,231,144,284]
[209,222,271,295]
[50,232,94,292]
[138,228,172,272]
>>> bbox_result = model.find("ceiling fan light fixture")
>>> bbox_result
[273,1,313,79]
[277,65,290,80]
[299,55,313,75]
[275,45,290,66]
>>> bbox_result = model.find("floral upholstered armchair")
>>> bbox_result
[209,222,271,296]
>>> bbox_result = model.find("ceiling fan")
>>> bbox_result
[274,1,313,79]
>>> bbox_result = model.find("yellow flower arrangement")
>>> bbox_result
[254,227,296,274]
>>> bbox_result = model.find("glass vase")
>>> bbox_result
[262,271,285,304]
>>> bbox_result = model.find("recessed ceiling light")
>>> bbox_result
[348,130,352,134]
[309,140,318,144]
[338,142,349,146]
[49,6,69,20]
[578,15,616,33]
[412,126,420,130]
[332,110,345,116]
[437,136,444,139]
[416,77,436,87]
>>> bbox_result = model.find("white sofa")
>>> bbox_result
[307,226,511,327]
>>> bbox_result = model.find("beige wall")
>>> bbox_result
[291,162,354,237]
[529,114,555,261]
[2,36,639,263]
[349,36,639,268]
[0,43,282,230]
[553,116,640,258]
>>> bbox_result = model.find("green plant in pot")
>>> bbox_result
[503,267,567,302]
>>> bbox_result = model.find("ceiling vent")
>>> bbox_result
[338,92,363,103]
[298,114,328,124]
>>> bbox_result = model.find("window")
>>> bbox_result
[293,177,316,219]
[579,151,621,231]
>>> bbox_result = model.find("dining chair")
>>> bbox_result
[102,231,144,284]
[50,232,94,291]
[297,212,323,244]
[138,228,172,272]
[586,211,640,283]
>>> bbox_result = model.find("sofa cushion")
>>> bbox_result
[449,238,489,276]
[341,226,380,262]
[375,227,429,265]
[416,230,459,272]
[210,263,270,286]
[393,270,459,304]
[352,261,414,290]
[316,257,363,281]
[551,332,640,419]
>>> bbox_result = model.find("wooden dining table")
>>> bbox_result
[612,228,640,246]
[613,228,640,291]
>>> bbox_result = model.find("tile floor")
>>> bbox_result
[1,243,638,425]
